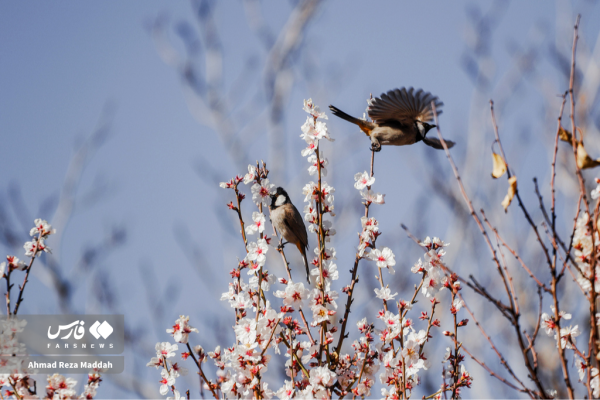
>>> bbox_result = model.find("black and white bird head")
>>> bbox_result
[270,187,290,209]
[415,120,436,138]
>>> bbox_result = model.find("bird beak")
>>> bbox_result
[431,125,437,129]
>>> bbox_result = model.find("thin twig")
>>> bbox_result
[13,232,42,315]
[431,105,547,395]
[334,150,376,360]
[185,343,219,399]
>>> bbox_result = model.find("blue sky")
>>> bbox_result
[1,1,600,398]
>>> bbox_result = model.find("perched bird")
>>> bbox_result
[269,187,311,283]
[329,87,455,151]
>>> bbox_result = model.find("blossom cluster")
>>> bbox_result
[147,341,189,399]
[0,219,103,399]
[1,219,55,278]
[148,99,472,400]
[354,171,385,206]
[0,371,98,400]
[0,318,28,359]
[44,372,102,400]
[572,210,600,293]
[535,181,600,397]
[412,237,451,298]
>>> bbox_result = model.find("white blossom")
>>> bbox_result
[354,171,375,190]
[369,247,396,269]
[167,315,199,344]
[361,188,385,204]
[303,98,328,120]
[274,281,309,309]
[243,165,258,184]
[245,212,266,235]
[251,179,275,206]
[374,286,398,301]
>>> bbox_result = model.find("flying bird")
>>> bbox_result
[269,187,311,283]
[329,87,454,151]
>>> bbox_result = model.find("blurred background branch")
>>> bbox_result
[2,1,600,397]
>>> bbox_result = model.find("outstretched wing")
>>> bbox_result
[367,87,443,124]
[423,137,455,149]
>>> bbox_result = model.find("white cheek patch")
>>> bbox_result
[416,122,425,135]
[275,195,286,206]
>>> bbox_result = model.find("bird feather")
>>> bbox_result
[368,87,443,124]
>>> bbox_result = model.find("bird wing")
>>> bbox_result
[284,205,309,249]
[367,87,443,124]
[423,137,455,149]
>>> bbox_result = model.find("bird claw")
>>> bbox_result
[370,143,381,152]
[277,241,288,251]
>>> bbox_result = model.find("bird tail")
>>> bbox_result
[329,105,373,136]
[423,137,456,150]
[298,243,311,284]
